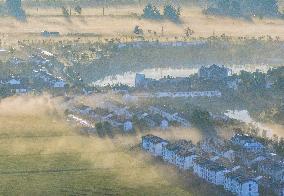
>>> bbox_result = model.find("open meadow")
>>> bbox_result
[1,5,284,45]
[0,94,230,195]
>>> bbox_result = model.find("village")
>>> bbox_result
[0,42,283,196]
[142,132,284,196]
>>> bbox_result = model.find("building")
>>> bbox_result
[200,137,235,162]
[258,159,284,183]
[141,134,169,157]
[231,134,264,152]
[236,152,266,167]
[135,73,147,88]
[53,80,65,88]
[41,31,60,37]
[149,106,190,127]
[224,172,259,196]
[175,149,198,170]
[162,140,195,164]
[160,119,169,130]
[193,158,228,185]
[198,64,232,80]
[123,121,133,132]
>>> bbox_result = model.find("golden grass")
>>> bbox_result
[0,94,203,195]
[1,5,284,43]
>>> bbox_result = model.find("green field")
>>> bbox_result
[0,95,231,196]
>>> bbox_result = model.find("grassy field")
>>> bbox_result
[0,94,231,196]
[1,5,284,45]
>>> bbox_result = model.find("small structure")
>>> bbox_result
[231,134,264,152]
[160,119,169,130]
[41,31,60,37]
[141,134,169,157]
[53,80,66,88]
[135,73,147,88]
[224,172,259,196]
[123,121,133,132]
[7,78,21,85]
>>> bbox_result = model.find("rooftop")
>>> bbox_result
[142,134,168,144]
[225,171,256,184]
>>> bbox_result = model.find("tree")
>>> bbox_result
[133,25,143,35]
[163,5,181,21]
[62,6,69,17]
[184,27,194,37]
[142,4,161,19]
[6,0,25,19]
[74,5,82,15]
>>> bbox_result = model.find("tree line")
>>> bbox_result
[142,3,181,22]
[205,0,280,18]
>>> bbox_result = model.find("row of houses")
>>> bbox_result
[149,106,190,127]
[142,134,284,196]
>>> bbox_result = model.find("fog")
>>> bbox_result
[0,94,205,195]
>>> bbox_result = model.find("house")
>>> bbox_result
[235,150,266,167]
[41,31,60,37]
[141,134,169,157]
[200,137,235,162]
[175,149,198,170]
[149,106,190,127]
[135,73,147,88]
[123,121,133,132]
[193,158,228,185]
[163,140,195,165]
[224,171,259,196]
[258,159,284,183]
[53,80,66,88]
[231,134,265,152]
[7,78,21,85]
[13,84,28,94]
[160,119,169,130]
[198,64,232,80]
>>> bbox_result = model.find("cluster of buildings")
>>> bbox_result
[142,134,284,196]
[69,101,193,132]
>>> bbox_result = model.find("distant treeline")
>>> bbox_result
[205,0,281,18]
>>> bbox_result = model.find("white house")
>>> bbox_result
[193,158,228,185]
[231,134,264,152]
[142,134,169,157]
[175,150,198,170]
[163,140,195,165]
[160,119,169,130]
[123,121,133,132]
[224,172,259,196]
[53,80,66,88]
[7,78,21,85]
[200,137,235,162]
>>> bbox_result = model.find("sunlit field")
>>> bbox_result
[0,95,230,195]
[1,5,284,42]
